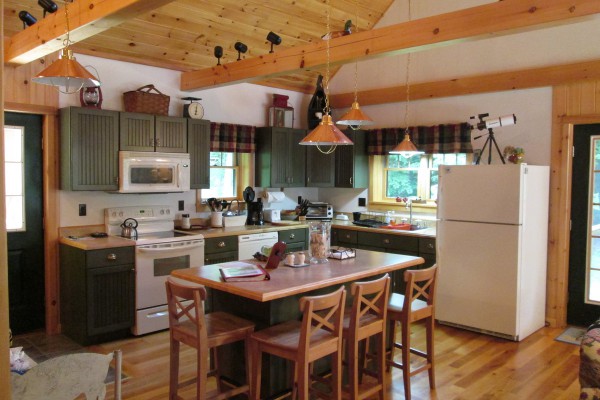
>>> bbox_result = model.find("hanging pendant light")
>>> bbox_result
[337,0,374,130]
[32,1,100,94]
[389,0,422,158]
[299,0,353,154]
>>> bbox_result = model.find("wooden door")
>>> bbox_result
[188,119,210,189]
[155,116,187,153]
[287,129,306,187]
[568,124,600,326]
[306,146,334,187]
[5,112,45,334]
[120,112,155,151]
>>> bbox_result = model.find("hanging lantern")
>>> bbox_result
[268,94,294,128]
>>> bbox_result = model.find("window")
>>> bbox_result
[384,153,469,201]
[203,152,238,199]
[4,125,25,231]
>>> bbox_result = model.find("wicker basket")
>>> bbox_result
[123,84,170,115]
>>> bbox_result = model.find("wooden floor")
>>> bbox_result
[89,323,581,399]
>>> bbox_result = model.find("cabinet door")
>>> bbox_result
[188,119,211,189]
[287,129,307,187]
[155,116,188,153]
[306,146,334,187]
[119,112,155,151]
[271,129,290,187]
[205,251,238,265]
[335,130,368,188]
[61,107,119,190]
[87,264,135,336]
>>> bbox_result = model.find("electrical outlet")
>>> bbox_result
[358,198,366,207]
[178,200,184,211]
[78,204,87,216]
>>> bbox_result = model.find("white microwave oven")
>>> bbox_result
[118,151,191,193]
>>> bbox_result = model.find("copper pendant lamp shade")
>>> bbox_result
[389,132,424,156]
[337,101,374,128]
[32,49,100,91]
[299,114,353,146]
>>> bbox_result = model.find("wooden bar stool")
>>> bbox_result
[249,286,346,400]
[343,273,390,400]
[165,277,255,400]
[387,265,438,400]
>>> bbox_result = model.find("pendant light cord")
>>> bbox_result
[403,0,412,137]
[317,0,336,155]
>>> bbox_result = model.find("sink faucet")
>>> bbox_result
[405,198,413,225]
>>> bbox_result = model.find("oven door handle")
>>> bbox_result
[137,242,204,252]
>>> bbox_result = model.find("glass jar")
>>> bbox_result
[309,221,331,264]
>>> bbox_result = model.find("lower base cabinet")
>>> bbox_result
[278,228,308,254]
[60,244,135,345]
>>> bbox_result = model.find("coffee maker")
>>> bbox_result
[246,198,264,225]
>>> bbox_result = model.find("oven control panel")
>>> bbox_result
[105,206,174,222]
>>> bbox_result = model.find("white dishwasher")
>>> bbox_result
[238,231,279,260]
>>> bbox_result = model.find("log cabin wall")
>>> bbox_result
[549,80,600,327]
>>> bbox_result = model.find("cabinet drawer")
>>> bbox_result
[86,247,134,268]
[419,238,436,255]
[335,229,358,245]
[279,228,307,244]
[205,236,238,254]
[357,231,418,253]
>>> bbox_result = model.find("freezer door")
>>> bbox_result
[436,220,521,337]
[437,164,524,224]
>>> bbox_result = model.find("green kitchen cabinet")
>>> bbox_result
[120,112,187,153]
[306,146,335,187]
[204,236,239,265]
[59,244,135,345]
[335,130,368,188]
[256,127,307,187]
[278,228,309,253]
[187,119,211,189]
[60,107,120,191]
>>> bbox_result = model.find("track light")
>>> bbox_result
[266,31,282,53]
[234,41,247,61]
[214,46,223,66]
[19,11,37,29]
[38,0,57,17]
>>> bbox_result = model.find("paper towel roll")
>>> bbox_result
[261,191,285,202]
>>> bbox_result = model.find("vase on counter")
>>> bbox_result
[309,221,330,264]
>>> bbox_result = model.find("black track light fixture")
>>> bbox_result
[234,41,247,61]
[214,46,223,66]
[19,11,37,29]
[38,0,57,17]
[266,31,282,53]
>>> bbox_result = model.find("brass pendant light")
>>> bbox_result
[337,0,374,130]
[299,0,353,154]
[389,0,423,158]
[32,1,101,94]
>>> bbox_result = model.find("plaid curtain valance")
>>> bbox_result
[366,123,473,155]
[210,122,256,153]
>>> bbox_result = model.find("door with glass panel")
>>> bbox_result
[568,124,600,326]
[5,112,45,333]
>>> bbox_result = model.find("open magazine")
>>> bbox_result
[219,262,271,282]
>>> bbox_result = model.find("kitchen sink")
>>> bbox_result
[352,220,426,231]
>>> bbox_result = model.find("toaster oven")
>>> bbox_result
[305,202,333,220]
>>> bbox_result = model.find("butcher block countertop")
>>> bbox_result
[171,250,424,302]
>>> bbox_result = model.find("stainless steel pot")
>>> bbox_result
[120,218,138,239]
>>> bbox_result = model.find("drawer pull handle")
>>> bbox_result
[290,233,295,239]
[345,234,351,239]
[217,241,226,248]
[428,243,434,249]
[383,239,390,245]
[107,253,117,260]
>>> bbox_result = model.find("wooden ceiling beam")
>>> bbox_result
[180,0,600,91]
[4,0,177,65]
[329,59,600,107]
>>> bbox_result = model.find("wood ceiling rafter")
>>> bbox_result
[5,0,178,65]
[330,59,600,108]
[180,0,600,91]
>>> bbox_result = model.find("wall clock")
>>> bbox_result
[182,97,204,119]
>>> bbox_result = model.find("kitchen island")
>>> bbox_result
[171,250,424,398]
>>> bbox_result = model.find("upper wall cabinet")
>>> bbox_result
[120,112,187,153]
[60,107,120,191]
[187,119,211,189]
[256,127,307,188]
[335,130,368,188]
[306,146,335,187]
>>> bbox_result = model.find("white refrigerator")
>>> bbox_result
[436,164,549,341]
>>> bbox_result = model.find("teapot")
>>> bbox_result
[120,218,138,239]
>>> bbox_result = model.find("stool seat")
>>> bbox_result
[173,311,255,347]
[388,293,429,315]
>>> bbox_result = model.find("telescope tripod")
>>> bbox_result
[475,128,505,165]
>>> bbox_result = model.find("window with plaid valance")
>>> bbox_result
[366,123,473,155]
[210,122,255,153]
